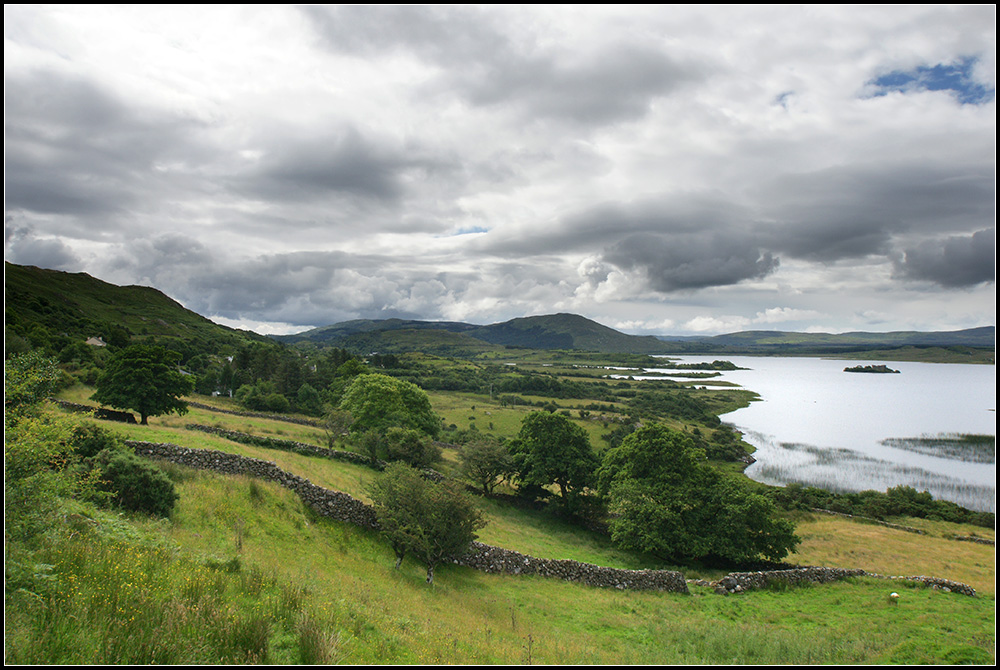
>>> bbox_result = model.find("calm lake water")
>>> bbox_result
[646,355,997,512]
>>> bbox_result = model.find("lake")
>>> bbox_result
[644,355,997,513]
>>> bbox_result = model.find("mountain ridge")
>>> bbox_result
[5,262,995,357]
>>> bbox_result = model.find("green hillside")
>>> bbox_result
[5,262,271,357]
[283,313,673,355]
[470,313,670,353]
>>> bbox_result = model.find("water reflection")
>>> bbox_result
[660,356,996,513]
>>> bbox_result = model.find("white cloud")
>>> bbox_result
[4,5,994,335]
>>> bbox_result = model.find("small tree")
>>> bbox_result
[460,436,513,495]
[368,462,486,584]
[321,408,353,449]
[384,427,441,468]
[91,344,194,425]
[508,411,598,510]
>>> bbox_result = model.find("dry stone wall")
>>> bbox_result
[185,424,379,468]
[123,440,978,598]
[185,401,322,427]
[53,399,137,423]
[126,440,687,593]
[183,424,447,482]
[713,567,977,597]
[128,440,378,530]
[457,541,689,592]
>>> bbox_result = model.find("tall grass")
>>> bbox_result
[7,465,993,665]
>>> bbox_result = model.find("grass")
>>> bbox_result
[12,385,992,664]
[7,464,995,664]
[789,512,995,597]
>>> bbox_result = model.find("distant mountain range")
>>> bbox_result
[5,262,995,357]
[275,313,672,355]
[278,313,995,356]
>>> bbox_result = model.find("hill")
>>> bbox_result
[4,262,272,358]
[280,313,673,355]
[696,327,995,349]
[663,328,996,358]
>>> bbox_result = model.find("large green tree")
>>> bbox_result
[91,344,194,425]
[339,373,439,438]
[508,411,599,509]
[596,423,799,564]
[368,462,486,584]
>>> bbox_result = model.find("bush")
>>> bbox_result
[96,449,179,517]
[383,427,441,468]
[368,462,486,584]
[69,422,126,459]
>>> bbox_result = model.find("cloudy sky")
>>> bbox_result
[4,5,995,336]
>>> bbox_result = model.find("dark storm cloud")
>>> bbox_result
[603,232,779,291]
[301,5,697,125]
[758,163,995,262]
[478,193,780,292]
[483,194,753,257]
[4,69,211,228]
[234,127,457,209]
[895,228,995,287]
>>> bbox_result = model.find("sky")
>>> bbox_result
[4,5,996,336]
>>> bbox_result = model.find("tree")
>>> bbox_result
[321,408,353,449]
[91,344,195,425]
[339,373,439,438]
[596,424,799,564]
[508,411,599,509]
[460,436,513,495]
[368,462,486,584]
[384,426,441,468]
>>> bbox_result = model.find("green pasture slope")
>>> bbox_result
[5,389,994,665]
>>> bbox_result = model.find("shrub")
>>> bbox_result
[383,427,441,468]
[96,449,179,517]
[69,422,126,459]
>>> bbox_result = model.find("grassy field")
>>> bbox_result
[7,461,994,664]
[7,387,994,664]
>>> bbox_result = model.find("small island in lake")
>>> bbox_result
[844,364,900,374]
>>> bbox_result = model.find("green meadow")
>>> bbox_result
[5,388,994,665]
